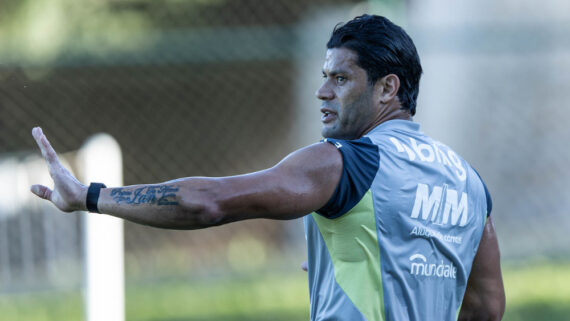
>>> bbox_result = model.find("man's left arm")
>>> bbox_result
[30,127,344,229]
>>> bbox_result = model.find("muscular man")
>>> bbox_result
[31,14,505,321]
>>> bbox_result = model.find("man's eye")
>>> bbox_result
[336,76,346,83]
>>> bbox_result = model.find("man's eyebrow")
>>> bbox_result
[322,69,350,76]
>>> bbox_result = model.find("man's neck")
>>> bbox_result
[362,107,412,137]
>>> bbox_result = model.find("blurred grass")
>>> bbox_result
[1,261,569,321]
[502,261,570,321]
[0,290,83,321]
[125,272,310,321]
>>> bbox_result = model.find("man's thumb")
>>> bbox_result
[31,184,52,201]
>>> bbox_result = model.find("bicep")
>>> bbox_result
[212,142,343,223]
[459,217,505,320]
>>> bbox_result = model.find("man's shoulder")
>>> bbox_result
[316,137,380,219]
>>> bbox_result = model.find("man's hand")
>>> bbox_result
[30,127,88,212]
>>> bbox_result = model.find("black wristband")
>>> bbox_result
[86,182,107,213]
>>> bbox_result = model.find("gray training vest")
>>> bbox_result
[304,119,490,321]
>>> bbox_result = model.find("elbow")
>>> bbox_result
[459,310,503,321]
[489,283,506,320]
[178,197,225,229]
[483,303,505,321]
[494,294,506,321]
[459,298,505,321]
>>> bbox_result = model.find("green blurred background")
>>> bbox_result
[1,0,569,320]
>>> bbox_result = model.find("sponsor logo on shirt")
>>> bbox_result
[410,225,463,244]
[389,137,466,181]
[409,254,457,279]
[411,183,469,227]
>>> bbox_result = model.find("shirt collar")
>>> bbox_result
[366,119,420,136]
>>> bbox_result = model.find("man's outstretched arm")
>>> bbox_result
[458,217,506,321]
[30,127,343,229]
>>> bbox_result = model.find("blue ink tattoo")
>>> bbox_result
[111,185,179,206]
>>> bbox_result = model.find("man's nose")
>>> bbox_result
[316,83,334,101]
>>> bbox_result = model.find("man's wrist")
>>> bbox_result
[78,185,89,212]
[86,182,107,213]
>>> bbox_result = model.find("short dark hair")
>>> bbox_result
[327,14,422,116]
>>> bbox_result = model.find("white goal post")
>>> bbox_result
[77,134,125,321]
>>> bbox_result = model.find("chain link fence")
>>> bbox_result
[0,1,363,319]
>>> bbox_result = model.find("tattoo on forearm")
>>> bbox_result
[110,185,179,206]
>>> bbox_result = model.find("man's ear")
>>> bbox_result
[375,74,400,104]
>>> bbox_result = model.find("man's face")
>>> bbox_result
[317,48,377,140]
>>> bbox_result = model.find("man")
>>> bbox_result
[31,14,504,321]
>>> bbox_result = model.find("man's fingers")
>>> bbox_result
[32,127,57,161]
[30,184,53,201]
[32,127,62,174]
